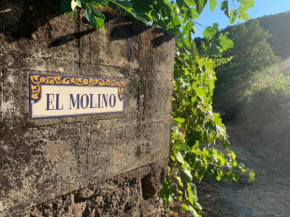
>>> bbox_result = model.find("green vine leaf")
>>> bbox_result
[195,0,208,14]
[239,5,249,21]
[109,0,148,24]
[176,151,185,164]
[182,203,189,211]
[229,9,238,24]
[248,171,255,183]
[194,202,203,211]
[218,32,234,50]
[187,183,194,205]
[203,24,218,39]
[71,0,82,11]
[209,0,217,12]
[181,168,193,182]
[240,0,254,8]
[83,8,105,29]
[174,117,186,123]
[91,0,109,8]
[220,0,230,17]
[188,205,199,217]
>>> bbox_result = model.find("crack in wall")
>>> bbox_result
[88,121,91,186]
[1,67,4,127]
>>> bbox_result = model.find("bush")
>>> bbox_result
[239,71,290,136]
[213,20,281,122]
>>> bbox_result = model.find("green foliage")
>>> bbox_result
[60,0,255,215]
[195,0,208,14]
[218,32,234,50]
[248,171,255,183]
[237,71,290,184]
[242,71,290,133]
[220,1,230,17]
[60,0,147,29]
[216,20,280,89]
[213,20,281,121]
[209,0,217,12]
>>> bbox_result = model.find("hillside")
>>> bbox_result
[258,11,290,61]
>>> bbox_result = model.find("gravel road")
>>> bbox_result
[198,124,290,217]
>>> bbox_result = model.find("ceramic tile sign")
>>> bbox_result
[29,73,125,119]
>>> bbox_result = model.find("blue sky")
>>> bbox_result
[194,0,290,37]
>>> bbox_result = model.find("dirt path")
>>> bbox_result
[198,125,290,217]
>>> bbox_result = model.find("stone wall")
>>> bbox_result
[0,1,175,216]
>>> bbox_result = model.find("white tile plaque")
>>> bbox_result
[29,73,125,119]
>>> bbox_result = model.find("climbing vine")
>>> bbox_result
[61,0,255,216]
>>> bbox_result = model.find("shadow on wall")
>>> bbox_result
[0,0,173,48]
[110,23,174,48]
[0,0,60,42]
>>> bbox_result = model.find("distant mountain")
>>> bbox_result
[258,11,290,61]
[195,11,290,61]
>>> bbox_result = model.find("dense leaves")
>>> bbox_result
[61,0,255,216]
[60,0,147,29]
[216,20,280,89]
[242,71,290,134]
[213,20,281,121]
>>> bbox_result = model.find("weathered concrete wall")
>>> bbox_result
[19,160,168,217]
[0,1,175,216]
